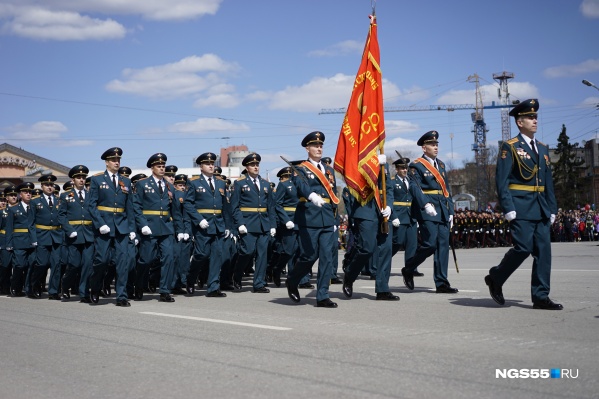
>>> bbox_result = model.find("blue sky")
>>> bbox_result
[1,0,599,179]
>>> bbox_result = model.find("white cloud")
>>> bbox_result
[308,40,363,57]
[385,120,420,134]
[1,6,125,40]
[581,0,599,18]
[543,59,599,78]
[253,73,401,113]
[167,118,249,135]
[106,55,240,101]
[385,136,418,149]
[1,121,93,146]
[581,96,599,106]
[0,0,222,40]
[436,82,540,106]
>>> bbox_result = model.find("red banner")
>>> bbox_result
[334,14,385,207]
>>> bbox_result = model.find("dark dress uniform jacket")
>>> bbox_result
[274,180,299,230]
[30,194,62,245]
[88,171,135,236]
[409,157,454,223]
[496,134,557,220]
[184,175,230,234]
[58,189,94,244]
[293,163,337,228]
[5,203,35,249]
[392,175,417,225]
[133,177,183,236]
[230,175,276,233]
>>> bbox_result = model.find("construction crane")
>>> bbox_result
[493,71,515,142]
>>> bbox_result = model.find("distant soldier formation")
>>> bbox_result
[0,100,564,309]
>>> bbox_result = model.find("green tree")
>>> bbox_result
[552,124,584,208]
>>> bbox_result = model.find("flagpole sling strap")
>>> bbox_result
[300,162,340,205]
[414,158,450,197]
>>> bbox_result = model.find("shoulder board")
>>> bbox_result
[537,140,547,147]
[215,175,225,181]
[31,195,41,200]
[189,176,200,181]
[438,160,445,168]
[506,137,518,144]
[237,175,247,181]
[138,176,150,182]
[93,172,103,176]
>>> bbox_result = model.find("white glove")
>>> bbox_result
[392,218,400,227]
[505,211,516,221]
[134,239,139,246]
[308,192,325,207]
[285,221,294,229]
[224,229,230,238]
[449,215,454,229]
[6,247,13,251]
[378,154,387,164]
[381,206,391,218]
[550,214,556,224]
[129,232,136,241]
[334,225,338,232]
[99,225,110,235]
[199,219,209,229]
[270,228,276,237]
[177,233,184,241]
[424,203,437,216]
[69,231,77,238]
[183,233,190,241]
[232,235,238,244]
[238,225,247,234]
[141,226,152,236]
[32,242,38,247]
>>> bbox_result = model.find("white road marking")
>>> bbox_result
[140,312,292,331]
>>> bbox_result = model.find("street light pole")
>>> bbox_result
[582,79,599,206]
[582,79,599,91]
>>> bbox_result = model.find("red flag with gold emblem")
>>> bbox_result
[334,14,385,207]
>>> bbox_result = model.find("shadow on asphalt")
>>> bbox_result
[448,297,530,309]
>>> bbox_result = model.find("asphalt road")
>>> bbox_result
[0,242,597,399]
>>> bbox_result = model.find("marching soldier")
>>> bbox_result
[230,153,276,293]
[5,182,35,297]
[485,99,561,310]
[270,167,300,287]
[88,147,136,307]
[0,188,19,295]
[390,157,421,276]
[30,174,63,299]
[285,131,339,307]
[322,156,342,284]
[164,165,178,186]
[172,173,191,294]
[58,165,94,302]
[132,153,182,302]
[185,153,230,297]
[401,131,458,294]
[118,166,132,178]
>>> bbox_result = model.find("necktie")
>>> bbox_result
[112,174,117,189]
[530,139,538,158]
[24,204,28,213]
[434,160,439,170]
[48,196,53,207]
[208,177,214,192]
[317,163,323,172]
[253,178,259,191]
[403,178,409,189]
[79,190,84,202]
[158,180,163,195]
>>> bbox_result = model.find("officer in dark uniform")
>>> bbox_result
[390,157,421,276]
[88,147,136,307]
[270,167,300,287]
[0,188,18,295]
[5,182,35,296]
[172,173,191,293]
[230,153,276,293]
[58,165,94,302]
[402,131,458,294]
[184,152,230,297]
[485,99,561,310]
[286,131,339,308]
[322,157,343,285]
[342,155,398,301]
[132,153,182,302]
[30,174,63,299]
[164,165,178,186]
